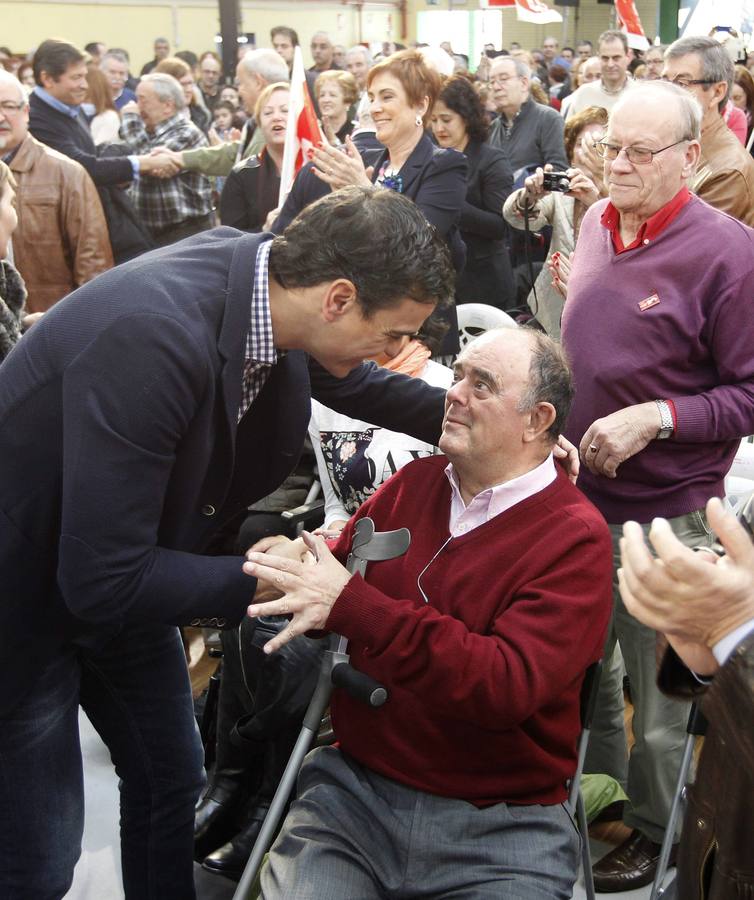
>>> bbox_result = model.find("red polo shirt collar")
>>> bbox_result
[600,187,691,254]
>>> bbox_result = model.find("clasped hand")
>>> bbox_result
[243,531,351,654]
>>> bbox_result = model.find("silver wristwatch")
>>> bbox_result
[655,399,674,439]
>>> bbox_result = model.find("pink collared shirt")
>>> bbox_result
[444,454,557,537]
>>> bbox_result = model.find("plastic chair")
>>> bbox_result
[568,659,604,900]
[435,303,519,368]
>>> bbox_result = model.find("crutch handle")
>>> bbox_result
[331,662,388,707]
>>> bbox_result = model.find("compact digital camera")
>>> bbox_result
[542,171,571,193]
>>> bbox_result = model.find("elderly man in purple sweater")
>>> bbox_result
[561,80,754,892]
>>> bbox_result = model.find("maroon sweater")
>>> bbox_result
[328,456,612,807]
[563,195,754,523]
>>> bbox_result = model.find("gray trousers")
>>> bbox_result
[584,509,713,843]
[261,745,580,899]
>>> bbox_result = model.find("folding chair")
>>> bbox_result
[568,659,604,900]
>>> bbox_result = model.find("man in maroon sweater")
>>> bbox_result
[561,80,754,891]
[244,327,613,899]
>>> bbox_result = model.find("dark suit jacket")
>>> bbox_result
[0,229,445,715]
[28,91,134,186]
[28,92,153,263]
[456,141,515,309]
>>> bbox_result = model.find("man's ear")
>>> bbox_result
[320,278,358,322]
[709,81,729,113]
[39,70,54,91]
[523,402,557,444]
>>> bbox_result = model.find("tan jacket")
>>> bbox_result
[691,114,754,228]
[9,135,113,313]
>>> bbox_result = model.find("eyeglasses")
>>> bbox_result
[593,139,689,165]
[0,101,26,114]
[661,76,718,89]
[490,75,522,86]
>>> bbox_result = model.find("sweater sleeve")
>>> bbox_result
[326,510,612,729]
[671,267,754,442]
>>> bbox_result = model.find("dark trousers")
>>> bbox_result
[0,623,205,899]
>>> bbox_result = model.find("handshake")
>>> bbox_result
[138,147,184,179]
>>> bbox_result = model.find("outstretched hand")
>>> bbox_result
[243,532,351,653]
[311,135,373,190]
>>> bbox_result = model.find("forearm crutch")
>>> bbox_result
[233,517,411,900]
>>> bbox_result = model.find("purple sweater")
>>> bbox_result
[562,195,754,523]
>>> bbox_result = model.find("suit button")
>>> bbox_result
[217,618,227,627]
[201,504,216,516]
[190,618,201,627]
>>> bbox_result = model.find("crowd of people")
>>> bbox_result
[1,19,754,900]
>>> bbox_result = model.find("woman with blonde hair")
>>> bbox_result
[219,83,289,231]
[314,69,359,145]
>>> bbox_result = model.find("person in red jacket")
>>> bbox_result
[244,325,613,899]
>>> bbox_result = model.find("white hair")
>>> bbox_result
[141,73,186,111]
[346,45,372,66]
[238,48,290,85]
[0,70,27,102]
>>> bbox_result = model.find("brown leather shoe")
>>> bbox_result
[593,829,677,893]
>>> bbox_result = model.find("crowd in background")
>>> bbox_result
[1,20,754,898]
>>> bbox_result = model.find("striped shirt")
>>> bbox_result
[239,240,277,420]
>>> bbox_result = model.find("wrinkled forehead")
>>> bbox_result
[608,96,681,145]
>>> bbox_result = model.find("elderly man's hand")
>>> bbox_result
[618,497,754,673]
[579,402,662,478]
[312,135,373,190]
[243,532,351,654]
[244,535,313,603]
[138,152,182,178]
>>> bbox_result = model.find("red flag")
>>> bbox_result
[483,0,562,23]
[614,0,649,51]
[278,47,325,206]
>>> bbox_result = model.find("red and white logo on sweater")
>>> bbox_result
[638,293,660,311]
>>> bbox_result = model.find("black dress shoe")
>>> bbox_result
[593,829,678,893]
[194,780,245,861]
[202,802,270,882]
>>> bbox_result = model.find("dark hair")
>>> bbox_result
[271,26,299,47]
[599,30,628,54]
[517,328,574,442]
[366,49,442,126]
[548,64,568,83]
[269,186,454,317]
[213,100,236,116]
[32,39,85,85]
[437,74,488,143]
[84,41,104,55]
[175,50,198,70]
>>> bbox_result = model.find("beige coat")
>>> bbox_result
[9,135,113,313]
[503,189,576,340]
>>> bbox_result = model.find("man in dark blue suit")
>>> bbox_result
[0,186,452,899]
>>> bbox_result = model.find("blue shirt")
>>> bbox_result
[32,85,141,177]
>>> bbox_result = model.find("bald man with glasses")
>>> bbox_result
[561,80,754,892]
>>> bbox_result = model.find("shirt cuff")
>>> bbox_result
[129,156,140,178]
[713,619,754,665]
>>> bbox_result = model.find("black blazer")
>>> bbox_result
[0,229,446,715]
[219,152,281,231]
[456,141,516,309]
[274,134,468,271]
[28,91,134,186]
